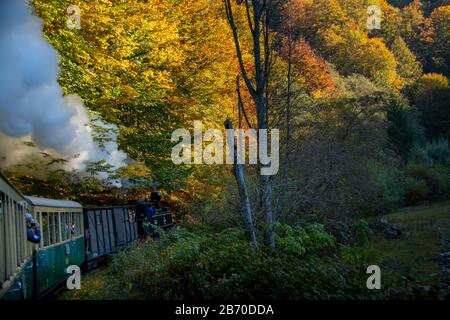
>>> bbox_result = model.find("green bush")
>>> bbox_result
[425,139,450,166]
[404,177,429,205]
[356,220,370,246]
[274,223,336,257]
[403,140,450,204]
[405,163,449,199]
[371,163,404,211]
[408,140,450,166]
[99,226,377,300]
[408,145,431,165]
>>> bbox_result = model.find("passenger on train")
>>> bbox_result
[150,188,161,208]
[146,203,155,218]
[70,223,76,235]
[25,213,41,244]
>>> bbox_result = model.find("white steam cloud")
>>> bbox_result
[0,0,126,174]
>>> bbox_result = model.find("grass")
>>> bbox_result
[58,266,115,300]
[363,201,450,291]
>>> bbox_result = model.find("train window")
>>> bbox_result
[14,201,21,265]
[0,193,4,283]
[49,213,55,244]
[69,212,73,237]
[54,213,58,243]
[70,212,75,238]
[60,213,65,241]
[63,212,68,240]
[55,213,60,244]
[66,213,71,239]
[16,203,22,265]
[73,212,78,236]
[68,213,73,238]
[78,212,82,235]
[61,213,67,241]
[70,212,77,238]
[75,212,80,236]
[41,212,49,247]
[11,200,17,273]
[78,212,82,236]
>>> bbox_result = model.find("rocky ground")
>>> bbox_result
[364,201,450,299]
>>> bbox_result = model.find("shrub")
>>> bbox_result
[100,226,377,300]
[404,177,429,205]
[274,223,336,257]
[408,145,431,164]
[405,163,449,199]
[372,163,404,211]
[356,220,370,246]
[425,139,450,166]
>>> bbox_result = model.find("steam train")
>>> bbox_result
[0,171,174,300]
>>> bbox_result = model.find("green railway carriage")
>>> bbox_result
[0,172,84,299]
[0,171,34,300]
[25,196,85,298]
[0,170,174,300]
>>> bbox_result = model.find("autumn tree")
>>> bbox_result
[391,36,422,87]
[429,6,450,76]
[414,73,450,141]
[278,37,334,95]
[398,0,434,66]
[282,0,403,89]
[386,94,423,161]
[32,0,239,191]
[224,0,276,248]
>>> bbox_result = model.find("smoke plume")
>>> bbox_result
[0,0,126,174]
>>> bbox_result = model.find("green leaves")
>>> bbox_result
[274,223,336,257]
[96,226,372,299]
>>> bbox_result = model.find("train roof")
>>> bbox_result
[0,170,27,199]
[25,196,83,209]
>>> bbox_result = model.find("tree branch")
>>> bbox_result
[236,76,254,129]
[224,0,257,98]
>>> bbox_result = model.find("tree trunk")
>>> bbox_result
[224,0,275,249]
[285,27,293,170]
[261,174,275,248]
[224,119,258,248]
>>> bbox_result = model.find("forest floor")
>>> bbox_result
[57,201,450,300]
[363,200,450,298]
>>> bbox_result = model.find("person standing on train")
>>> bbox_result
[150,187,162,209]
[25,213,41,244]
[146,203,155,219]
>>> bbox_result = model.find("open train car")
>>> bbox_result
[25,196,85,298]
[84,206,138,269]
[0,172,34,300]
[1,170,175,300]
[0,171,85,299]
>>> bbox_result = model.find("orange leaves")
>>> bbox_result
[280,37,334,95]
